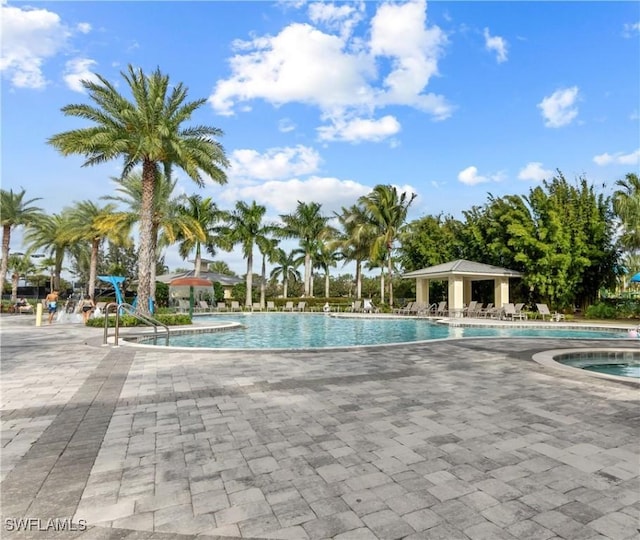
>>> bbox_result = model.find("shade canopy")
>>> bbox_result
[169,277,212,287]
[630,272,640,283]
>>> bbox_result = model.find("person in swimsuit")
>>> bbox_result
[81,296,95,323]
[45,291,59,324]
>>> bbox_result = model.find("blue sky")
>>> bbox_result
[2,0,639,277]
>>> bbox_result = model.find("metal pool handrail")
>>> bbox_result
[103,302,170,346]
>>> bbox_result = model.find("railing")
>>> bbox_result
[103,302,170,347]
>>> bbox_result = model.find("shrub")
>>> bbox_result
[584,303,617,319]
[86,313,192,327]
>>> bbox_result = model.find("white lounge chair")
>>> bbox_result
[536,303,564,321]
[282,301,294,312]
[503,303,526,321]
[266,301,276,311]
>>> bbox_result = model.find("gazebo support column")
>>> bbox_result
[448,276,464,318]
[416,278,430,306]
[463,279,472,305]
[494,277,509,308]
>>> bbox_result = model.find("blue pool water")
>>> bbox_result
[557,353,640,379]
[149,313,628,349]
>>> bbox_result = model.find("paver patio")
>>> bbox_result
[1,314,638,539]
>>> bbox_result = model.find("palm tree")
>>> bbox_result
[270,249,301,299]
[48,65,229,314]
[314,242,341,298]
[64,201,129,299]
[7,253,34,302]
[23,212,74,291]
[0,188,43,295]
[279,201,332,297]
[174,194,221,277]
[207,261,236,276]
[219,201,270,308]
[359,185,416,307]
[257,237,279,308]
[613,172,640,253]
[334,204,377,299]
[103,170,203,299]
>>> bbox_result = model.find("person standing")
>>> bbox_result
[45,290,59,324]
[81,296,95,323]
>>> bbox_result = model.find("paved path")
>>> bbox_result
[1,315,638,539]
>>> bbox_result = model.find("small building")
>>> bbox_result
[156,271,243,299]
[403,259,523,316]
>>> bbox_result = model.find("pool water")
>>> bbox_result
[151,313,627,349]
[557,353,640,379]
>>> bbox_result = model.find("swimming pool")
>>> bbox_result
[139,313,628,349]
[556,351,640,379]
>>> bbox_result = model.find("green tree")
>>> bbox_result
[314,242,341,298]
[207,260,236,276]
[7,253,34,302]
[48,65,228,315]
[334,204,377,299]
[0,188,43,295]
[270,249,301,299]
[103,170,201,297]
[174,194,221,276]
[257,237,279,307]
[23,212,74,291]
[279,201,332,297]
[613,172,640,253]
[219,201,270,308]
[359,185,416,306]
[64,201,129,299]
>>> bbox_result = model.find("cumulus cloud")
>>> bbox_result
[538,86,579,128]
[593,148,640,166]
[218,176,372,214]
[517,162,554,182]
[0,3,70,88]
[63,58,100,92]
[228,145,322,181]
[457,166,504,186]
[209,0,451,140]
[76,22,91,34]
[317,115,401,143]
[483,27,508,63]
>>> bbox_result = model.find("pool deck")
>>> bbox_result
[1,314,638,539]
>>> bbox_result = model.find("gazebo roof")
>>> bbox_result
[157,270,243,287]
[403,259,523,280]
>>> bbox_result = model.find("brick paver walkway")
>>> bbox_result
[1,315,638,539]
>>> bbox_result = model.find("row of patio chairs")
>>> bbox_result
[391,301,563,321]
[179,300,310,313]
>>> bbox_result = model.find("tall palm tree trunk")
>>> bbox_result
[260,255,266,308]
[356,260,362,299]
[304,253,311,296]
[283,275,288,298]
[0,225,10,295]
[245,252,253,308]
[387,245,394,307]
[150,224,159,303]
[325,272,330,298]
[89,238,99,299]
[136,161,155,315]
[380,270,385,305]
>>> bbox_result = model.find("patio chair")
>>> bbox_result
[282,301,294,312]
[251,302,262,312]
[471,303,484,317]
[266,301,276,311]
[363,299,379,313]
[230,301,242,312]
[17,303,34,314]
[177,299,191,313]
[294,301,306,312]
[478,303,494,317]
[216,302,227,312]
[435,301,448,317]
[514,303,527,318]
[393,301,413,314]
[536,303,565,321]
[462,301,478,317]
[503,303,526,321]
[349,300,362,312]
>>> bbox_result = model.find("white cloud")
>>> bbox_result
[483,28,508,63]
[593,148,640,166]
[209,0,452,139]
[218,176,372,214]
[457,166,504,186]
[278,118,296,133]
[76,22,91,34]
[518,162,554,182]
[228,145,322,181]
[538,86,579,128]
[317,115,401,143]
[622,21,640,38]
[63,58,100,92]
[0,3,70,88]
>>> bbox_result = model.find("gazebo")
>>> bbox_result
[403,259,523,317]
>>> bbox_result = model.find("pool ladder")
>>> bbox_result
[102,302,170,347]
